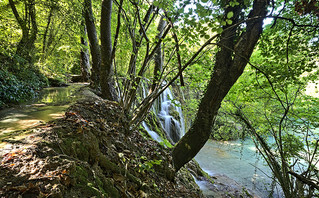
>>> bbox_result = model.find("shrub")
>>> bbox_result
[0,68,48,109]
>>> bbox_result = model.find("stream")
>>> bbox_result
[0,83,85,138]
[195,139,282,197]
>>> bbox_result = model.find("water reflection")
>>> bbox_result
[0,83,85,135]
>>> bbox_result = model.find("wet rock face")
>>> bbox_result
[169,106,181,121]
[170,118,181,143]
[158,115,181,143]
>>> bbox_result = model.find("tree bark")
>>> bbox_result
[100,0,118,101]
[126,5,155,79]
[80,22,91,82]
[172,0,269,172]
[42,5,53,54]
[83,0,101,88]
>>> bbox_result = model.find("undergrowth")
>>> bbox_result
[0,67,48,109]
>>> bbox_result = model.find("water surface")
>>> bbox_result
[0,83,85,134]
[195,139,282,197]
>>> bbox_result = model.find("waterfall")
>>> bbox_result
[142,83,185,144]
[158,88,185,143]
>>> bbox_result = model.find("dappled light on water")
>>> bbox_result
[29,103,47,107]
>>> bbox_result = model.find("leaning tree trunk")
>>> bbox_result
[83,0,101,88]
[100,0,118,101]
[172,0,269,172]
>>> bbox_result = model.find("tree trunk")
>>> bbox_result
[172,0,269,172]
[100,0,118,101]
[122,5,156,112]
[83,0,101,88]
[42,5,54,54]
[9,0,38,62]
[80,22,91,82]
[125,5,155,80]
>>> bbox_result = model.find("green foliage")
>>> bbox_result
[212,115,246,140]
[138,155,162,173]
[0,0,318,195]
[181,54,214,126]
[0,0,84,107]
[0,68,48,108]
[70,62,81,75]
[0,0,83,78]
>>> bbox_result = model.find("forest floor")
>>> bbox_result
[0,87,258,198]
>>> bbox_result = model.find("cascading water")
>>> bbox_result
[157,88,185,143]
[141,83,185,144]
[141,121,163,143]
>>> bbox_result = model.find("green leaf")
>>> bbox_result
[153,1,159,7]
[217,27,223,33]
[180,44,187,49]
[227,11,234,19]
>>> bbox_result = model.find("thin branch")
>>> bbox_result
[165,12,184,86]
[270,0,287,28]
[112,0,123,61]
